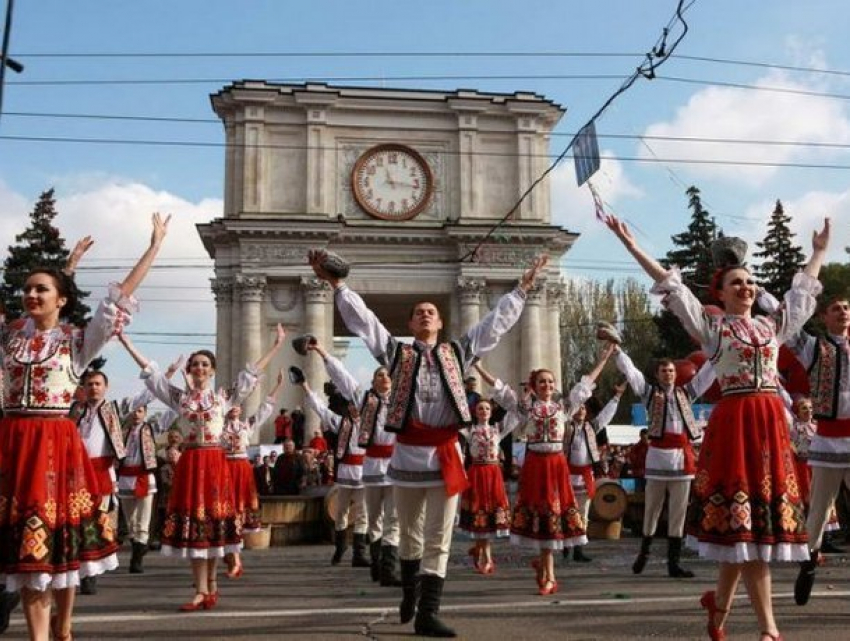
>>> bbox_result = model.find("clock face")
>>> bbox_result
[352,144,433,221]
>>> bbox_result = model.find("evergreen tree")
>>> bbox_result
[752,199,805,296]
[654,186,722,357]
[1,189,90,324]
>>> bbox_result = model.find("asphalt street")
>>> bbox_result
[4,534,850,640]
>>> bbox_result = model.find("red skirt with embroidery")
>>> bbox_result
[458,463,510,539]
[226,457,261,532]
[510,450,586,550]
[162,446,240,558]
[686,393,808,562]
[0,415,117,585]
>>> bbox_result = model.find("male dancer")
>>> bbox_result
[791,295,850,605]
[613,346,715,578]
[306,340,401,586]
[310,249,547,638]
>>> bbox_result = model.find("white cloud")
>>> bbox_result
[641,63,850,186]
[550,153,642,231]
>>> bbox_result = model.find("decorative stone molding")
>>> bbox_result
[456,277,486,305]
[269,284,301,313]
[461,245,540,267]
[211,278,233,304]
[241,243,307,264]
[300,276,333,304]
[235,274,267,303]
[525,283,545,305]
[545,282,565,307]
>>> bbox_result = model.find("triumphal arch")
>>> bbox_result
[198,82,578,442]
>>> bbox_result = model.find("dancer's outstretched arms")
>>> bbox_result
[116,212,171,298]
[254,323,287,373]
[603,215,668,282]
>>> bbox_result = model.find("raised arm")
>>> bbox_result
[309,339,364,406]
[604,214,669,283]
[594,381,626,432]
[116,212,170,299]
[253,323,287,373]
[64,236,95,277]
[473,362,497,387]
[118,331,150,369]
[803,218,831,280]
[612,346,648,398]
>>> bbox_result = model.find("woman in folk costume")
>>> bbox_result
[302,337,402,586]
[0,214,169,641]
[454,363,519,575]
[221,370,285,579]
[121,324,286,612]
[494,344,615,595]
[605,213,830,641]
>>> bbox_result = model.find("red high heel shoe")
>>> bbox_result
[468,546,481,572]
[204,592,219,610]
[699,590,727,641]
[538,579,558,596]
[480,560,496,575]
[761,634,783,641]
[226,561,243,579]
[178,594,208,612]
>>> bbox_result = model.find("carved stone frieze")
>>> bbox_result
[241,243,306,264]
[462,245,540,267]
[300,275,333,304]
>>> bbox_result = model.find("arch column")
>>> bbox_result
[456,277,485,333]
[301,276,333,443]
[237,274,267,418]
[520,284,544,378]
[545,283,564,390]
[211,278,234,385]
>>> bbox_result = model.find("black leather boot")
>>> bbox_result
[80,576,97,595]
[0,589,21,635]
[399,559,421,624]
[370,538,382,582]
[794,550,819,606]
[666,537,694,578]
[632,536,652,574]
[130,541,147,574]
[573,546,592,563]
[331,529,348,566]
[414,574,457,638]
[352,533,371,568]
[380,545,402,587]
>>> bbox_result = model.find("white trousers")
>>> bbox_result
[643,479,690,537]
[807,466,850,550]
[366,485,399,547]
[120,494,154,545]
[394,485,459,578]
[334,485,368,534]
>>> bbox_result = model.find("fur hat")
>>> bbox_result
[292,334,317,356]
[595,321,622,345]
[319,250,350,279]
[710,236,747,269]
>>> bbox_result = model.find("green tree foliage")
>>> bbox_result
[0,189,90,324]
[752,199,805,296]
[655,186,723,357]
[561,277,659,423]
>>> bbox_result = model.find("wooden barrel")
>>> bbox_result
[243,526,271,550]
[590,480,627,522]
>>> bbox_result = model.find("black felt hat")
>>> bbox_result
[292,334,317,356]
[288,366,306,385]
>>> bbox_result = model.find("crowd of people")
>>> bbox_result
[0,213,845,641]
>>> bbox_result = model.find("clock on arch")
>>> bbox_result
[351,144,434,221]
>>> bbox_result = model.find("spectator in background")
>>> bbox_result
[254,455,275,496]
[465,376,481,414]
[269,450,279,468]
[274,408,293,445]
[301,448,322,491]
[273,440,304,495]
[291,407,306,450]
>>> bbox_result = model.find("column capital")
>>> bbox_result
[526,283,545,305]
[456,277,486,305]
[300,275,333,304]
[545,282,565,306]
[235,274,267,303]
[211,277,233,304]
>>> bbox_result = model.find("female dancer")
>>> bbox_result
[0,213,169,641]
[121,324,285,611]
[493,344,614,595]
[221,370,285,578]
[605,213,830,641]
[454,363,518,575]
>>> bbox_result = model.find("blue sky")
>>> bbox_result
[1,0,849,403]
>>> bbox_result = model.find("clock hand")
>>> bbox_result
[384,168,395,188]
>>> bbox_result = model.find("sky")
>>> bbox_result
[1,0,849,405]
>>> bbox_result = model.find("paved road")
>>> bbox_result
[4,535,850,639]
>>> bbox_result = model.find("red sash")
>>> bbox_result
[570,463,596,498]
[366,444,394,458]
[89,456,115,497]
[653,432,696,475]
[119,464,150,498]
[341,454,365,466]
[816,418,850,438]
[396,419,469,497]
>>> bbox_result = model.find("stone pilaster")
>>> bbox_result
[456,277,486,333]
[211,278,233,385]
[236,274,267,417]
[300,276,333,442]
[545,282,564,389]
[520,284,544,377]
